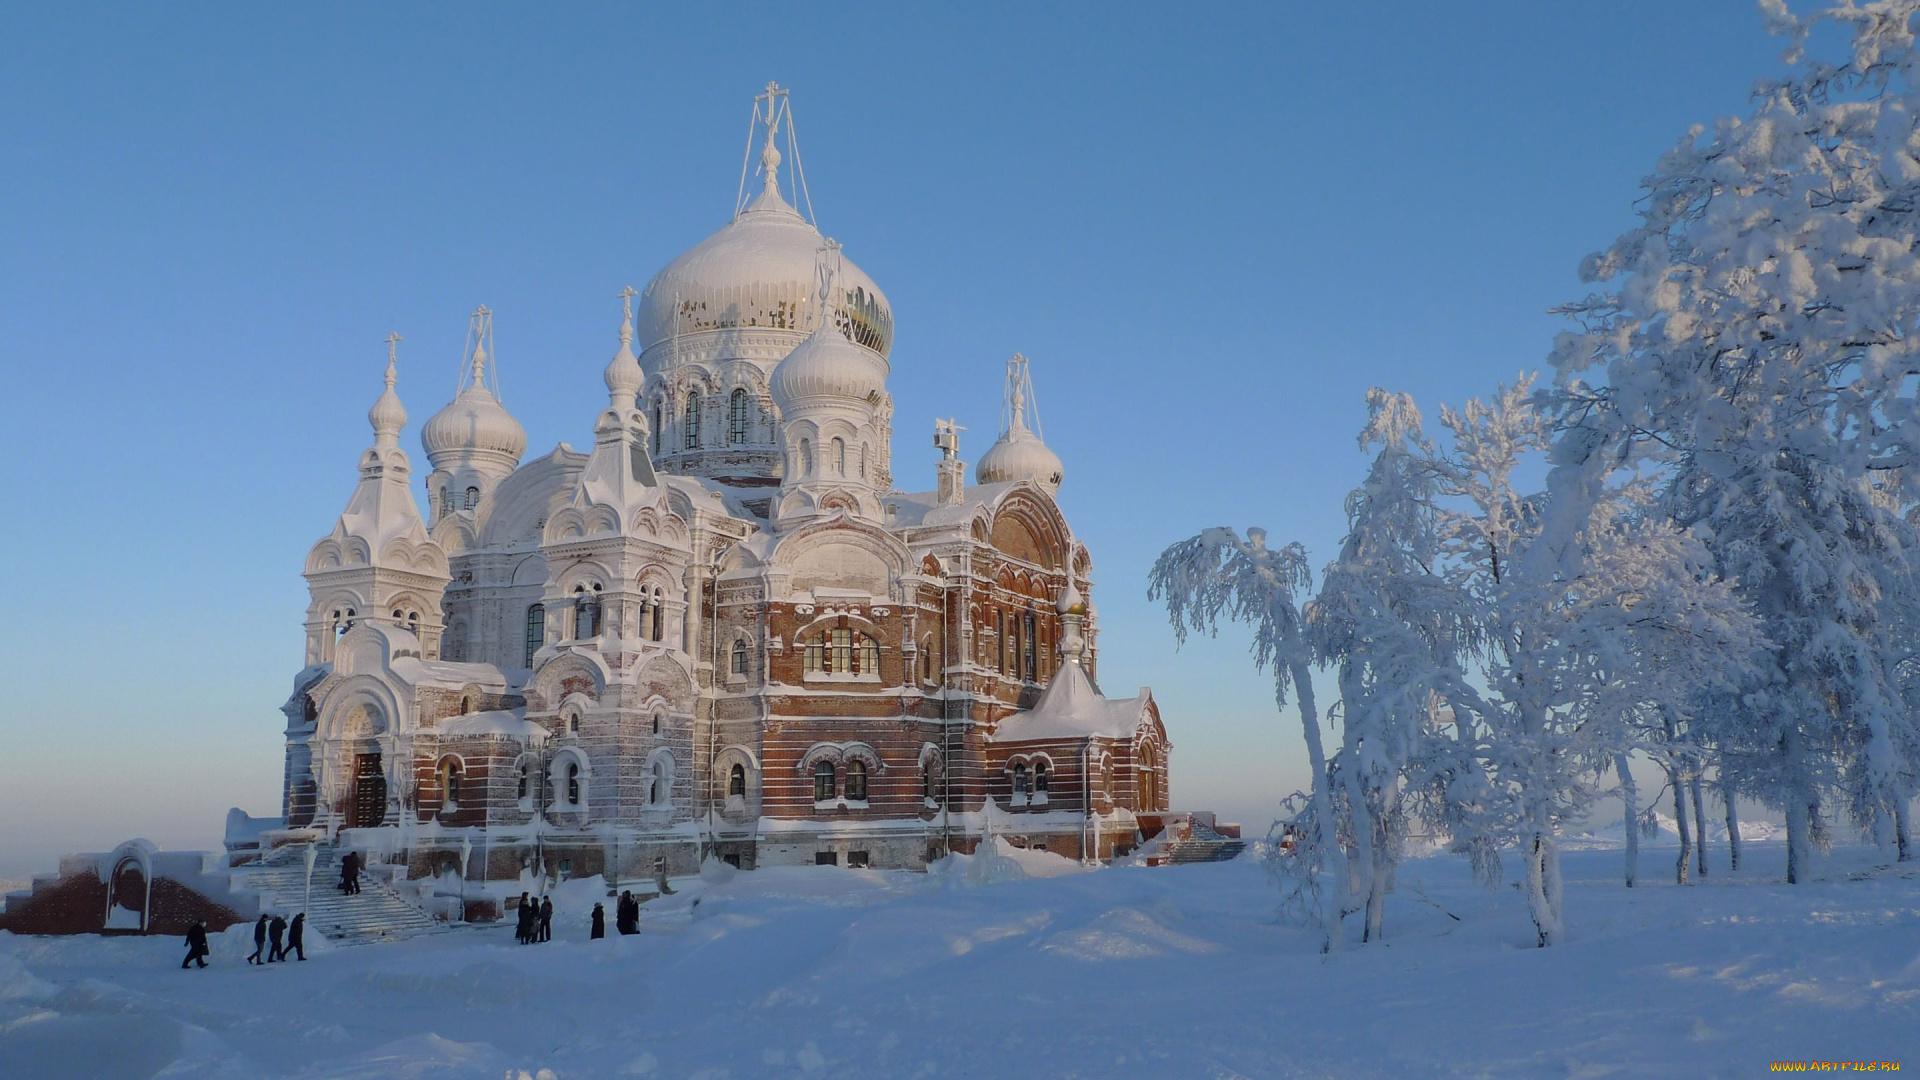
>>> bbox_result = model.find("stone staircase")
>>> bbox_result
[236,845,441,945]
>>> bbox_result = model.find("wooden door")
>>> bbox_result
[349,753,386,828]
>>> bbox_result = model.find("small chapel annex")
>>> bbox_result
[274,85,1173,886]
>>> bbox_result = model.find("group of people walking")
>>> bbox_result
[515,890,645,943]
[246,912,306,963]
[514,893,554,943]
[180,911,306,969]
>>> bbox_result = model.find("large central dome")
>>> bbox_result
[638,167,892,358]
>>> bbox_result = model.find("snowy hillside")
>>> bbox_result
[3,844,1915,1079]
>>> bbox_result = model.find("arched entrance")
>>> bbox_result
[349,750,386,828]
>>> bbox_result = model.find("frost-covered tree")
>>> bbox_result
[1552,0,1920,878]
[1305,390,1462,943]
[1150,528,1350,952]
[1158,380,1759,947]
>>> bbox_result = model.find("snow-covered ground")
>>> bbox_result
[2,843,1916,1079]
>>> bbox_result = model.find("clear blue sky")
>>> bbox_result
[0,2,1787,877]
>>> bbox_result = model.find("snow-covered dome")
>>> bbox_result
[976,428,1063,494]
[423,342,527,468]
[638,147,893,358]
[976,354,1062,494]
[770,323,888,411]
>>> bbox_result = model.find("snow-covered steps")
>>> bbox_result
[1163,839,1247,864]
[235,846,443,945]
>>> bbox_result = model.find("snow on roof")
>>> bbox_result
[884,481,1025,529]
[989,661,1148,743]
[429,709,547,742]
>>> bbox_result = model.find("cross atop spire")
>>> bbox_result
[736,80,814,223]
[618,285,637,348]
[384,332,402,386]
[1001,353,1043,440]
[461,305,498,398]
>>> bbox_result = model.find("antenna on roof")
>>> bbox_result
[734,81,816,225]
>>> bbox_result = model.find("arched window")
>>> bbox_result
[728,389,750,445]
[652,402,663,454]
[1023,611,1038,682]
[460,696,472,715]
[1136,744,1156,809]
[845,759,869,802]
[440,488,455,516]
[574,586,601,639]
[649,755,672,806]
[995,610,1006,672]
[566,761,581,806]
[516,761,529,802]
[464,486,479,509]
[1012,762,1030,798]
[567,712,580,734]
[831,437,846,475]
[440,758,463,811]
[651,709,663,735]
[524,604,545,666]
[921,755,936,800]
[814,760,837,802]
[649,587,664,642]
[921,639,935,684]
[406,611,420,633]
[800,438,813,475]
[728,763,746,798]
[1033,760,1051,798]
[802,629,881,676]
[860,443,869,479]
[684,393,701,450]
[730,638,749,676]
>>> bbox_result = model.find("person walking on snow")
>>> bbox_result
[338,851,355,894]
[181,922,210,969]
[247,914,269,965]
[591,902,605,939]
[616,891,638,935]
[514,892,533,944]
[538,896,554,942]
[285,912,306,960]
[267,914,287,962]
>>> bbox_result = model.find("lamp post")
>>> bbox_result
[302,843,318,917]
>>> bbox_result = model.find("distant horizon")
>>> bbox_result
[0,1,1789,877]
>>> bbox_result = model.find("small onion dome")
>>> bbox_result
[422,371,527,468]
[369,367,407,443]
[976,427,1063,494]
[1056,580,1087,617]
[770,324,888,412]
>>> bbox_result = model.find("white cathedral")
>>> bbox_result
[276,85,1177,894]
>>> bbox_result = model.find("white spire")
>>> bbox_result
[604,285,643,406]
[735,80,813,222]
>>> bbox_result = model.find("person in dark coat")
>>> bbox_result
[338,851,355,894]
[538,896,554,942]
[514,892,533,944]
[285,913,306,960]
[616,891,637,935]
[344,852,362,895]
[247,914,269,965]
[181,922,211,969]
[590,902,605,939]
[267,914,288,962]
